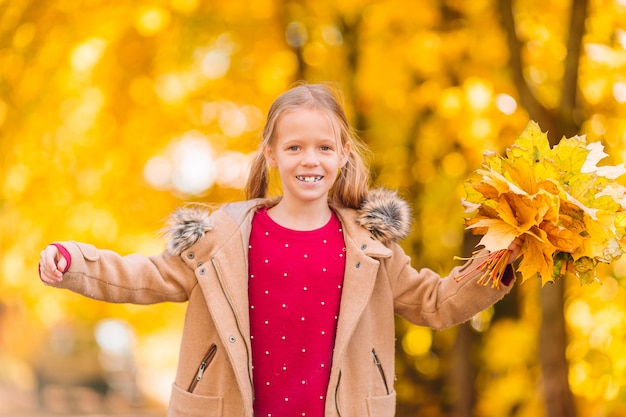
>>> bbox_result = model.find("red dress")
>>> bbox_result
[248,208,346,417]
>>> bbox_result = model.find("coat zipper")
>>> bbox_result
[188,344,217,393]
[210,258,255,397]
[334,370,343,417]
[371,348,390,395]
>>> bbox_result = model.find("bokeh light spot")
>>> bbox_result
[402,326,432,357]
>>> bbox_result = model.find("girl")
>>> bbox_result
[39,83,521,417]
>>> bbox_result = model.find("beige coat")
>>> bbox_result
[50,189,512,417]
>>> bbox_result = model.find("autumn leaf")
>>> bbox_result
[460,120,626,286]
[517,226,557,285]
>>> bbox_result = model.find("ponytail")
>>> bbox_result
[245,151,269,199]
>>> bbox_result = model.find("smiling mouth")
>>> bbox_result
[296,175,323,183]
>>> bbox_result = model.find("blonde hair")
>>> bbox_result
[246,82,370,209]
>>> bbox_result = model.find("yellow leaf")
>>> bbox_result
[541,222,584,254]
[467,218,518,252]
[517,227,557,285]
[497,194,540,233]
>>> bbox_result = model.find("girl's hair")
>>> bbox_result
[246,82,370,209]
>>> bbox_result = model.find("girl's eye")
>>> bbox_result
[288,145,300,151]
[321,145,332,151]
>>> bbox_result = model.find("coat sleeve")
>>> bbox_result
[48,241,195,304]
[388,243,514,329]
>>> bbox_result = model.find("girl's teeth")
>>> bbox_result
[298,176,322,182]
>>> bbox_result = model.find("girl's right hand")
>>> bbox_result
[39,245,67,284]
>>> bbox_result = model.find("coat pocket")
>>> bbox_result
[366,391,397,417]
[188,343,218,393]
[169,383,223,417]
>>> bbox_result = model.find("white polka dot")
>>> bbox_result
[339,253,343,257]
[303,286,308,291]
[265,290,269,294]
[264,320,269,325]
[285,243,289,247]
[302,348,306,352]
[265,231,269,235]
[338,285,342,289]
[266,381,270,385]
[283,272,288,277]
[250,274,255,278]
[265,351,269,355]
[282,336,286,340]
[321,301,325,305]
[321,363,325,367]
[282,304,287,308]
[301,317,305,321]
[320,395,324,400]
[301,380,306,384]
[285,397,289,402]
[249,245,252,249]
[264,259,269,263]
[283,366,287,370]
[322,268,326,272]
[323,239,327,243]
[251,305,255,309]
[304,254,308,258]
[321,331,326,335]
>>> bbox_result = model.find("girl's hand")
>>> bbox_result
[507,237,523,263]
[39,245,67,284]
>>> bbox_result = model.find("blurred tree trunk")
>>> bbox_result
[498,1,589,416]
[449,321,478,417]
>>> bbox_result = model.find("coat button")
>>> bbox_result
[198,267,206,275]
[229,336,236,343]
[361,244,367,250]
[356,262,361,268]
[187,252,195,260]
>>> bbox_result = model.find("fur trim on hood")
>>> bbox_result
[355,188,411,244]
[165,188,411,256]
[165,206,213,256]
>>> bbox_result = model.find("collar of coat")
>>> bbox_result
[164,188,411,257]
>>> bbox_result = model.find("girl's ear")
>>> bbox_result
[263,145,278,169]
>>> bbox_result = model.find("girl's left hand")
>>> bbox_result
[507,237,523,263]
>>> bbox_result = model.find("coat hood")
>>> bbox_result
[165,188,411,256]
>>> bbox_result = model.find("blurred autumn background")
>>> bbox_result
[2,0,626,416]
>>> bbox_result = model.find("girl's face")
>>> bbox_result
[264,107,349,209]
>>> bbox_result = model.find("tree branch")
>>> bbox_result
[498,0,554,136]
[558,0,589,136]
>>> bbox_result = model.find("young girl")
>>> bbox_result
[39,83,521,417]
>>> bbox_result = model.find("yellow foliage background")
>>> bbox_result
[2,0,626,415]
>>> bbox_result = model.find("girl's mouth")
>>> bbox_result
[296,175,323,183]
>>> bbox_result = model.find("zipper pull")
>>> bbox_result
[371,348,390,395]
[188,344,217,392]
[198,345,218,381]
[196,361,208,381]
[371,349,381,366]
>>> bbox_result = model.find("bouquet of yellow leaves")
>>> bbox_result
[458,121,626,288]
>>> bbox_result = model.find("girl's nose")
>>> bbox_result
[302,149,320,166]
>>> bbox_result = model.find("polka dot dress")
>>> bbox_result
[248,208,345,417]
